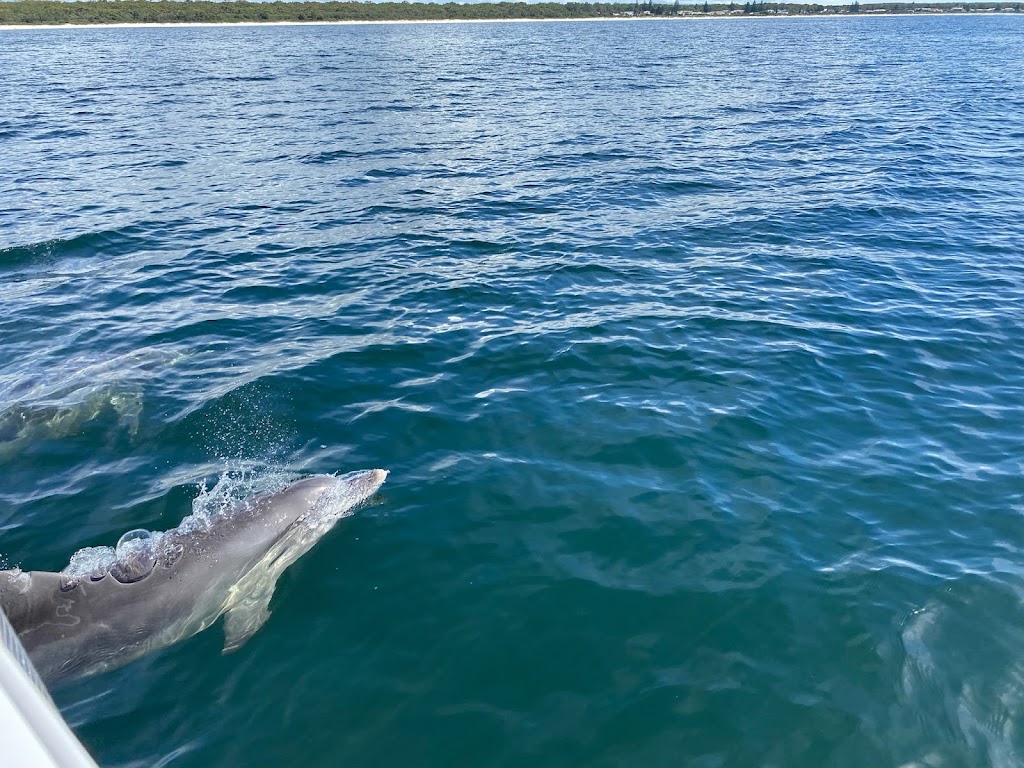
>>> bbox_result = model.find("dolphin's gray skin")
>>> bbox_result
[0,469,387,683]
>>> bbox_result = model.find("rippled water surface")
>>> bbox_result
[2,15,1024,767]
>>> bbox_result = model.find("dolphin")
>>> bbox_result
[0,469,388,683]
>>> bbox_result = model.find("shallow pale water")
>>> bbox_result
[2,15,1024,767]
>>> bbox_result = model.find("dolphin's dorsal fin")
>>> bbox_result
[222,580,276,653]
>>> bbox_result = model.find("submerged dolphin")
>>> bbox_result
[0,469,387,683]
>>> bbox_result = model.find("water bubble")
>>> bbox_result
[116,529,151,551]
[110,529,156,584]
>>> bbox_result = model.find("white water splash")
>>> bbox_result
[62,546,117,579]
[60,464,297,581]
[176,465,295,534]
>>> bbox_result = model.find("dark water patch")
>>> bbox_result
[301,148,361,164]
[152,158,188,168]
[243,152,292,164]
[364,166,417,180]
[223,74,278,82]
[635,177,735,198]
[0,121,22,140]
[117,157,190,170]
[453,197,562,219]
[365,102,418,112]
[436,75,488,83]
[32,128,90,140]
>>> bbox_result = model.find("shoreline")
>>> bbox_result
[2,12,1022,30]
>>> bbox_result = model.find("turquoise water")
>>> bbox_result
[2,15,1024,767]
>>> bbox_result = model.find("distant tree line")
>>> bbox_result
[0,0,1019,25]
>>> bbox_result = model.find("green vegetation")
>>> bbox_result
[0,0,617,23]
[0,0,1018,25]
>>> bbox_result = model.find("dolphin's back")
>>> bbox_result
[1,562,198,680]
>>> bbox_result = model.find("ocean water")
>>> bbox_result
[2,14,1024,767]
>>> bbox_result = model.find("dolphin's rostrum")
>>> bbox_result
[0,469,388,683]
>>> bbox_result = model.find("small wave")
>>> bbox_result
[364,103,417,112]
[33,128,89,140]
[224,75,277,82]
[301,148,361,164]
[0,222,159,272]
